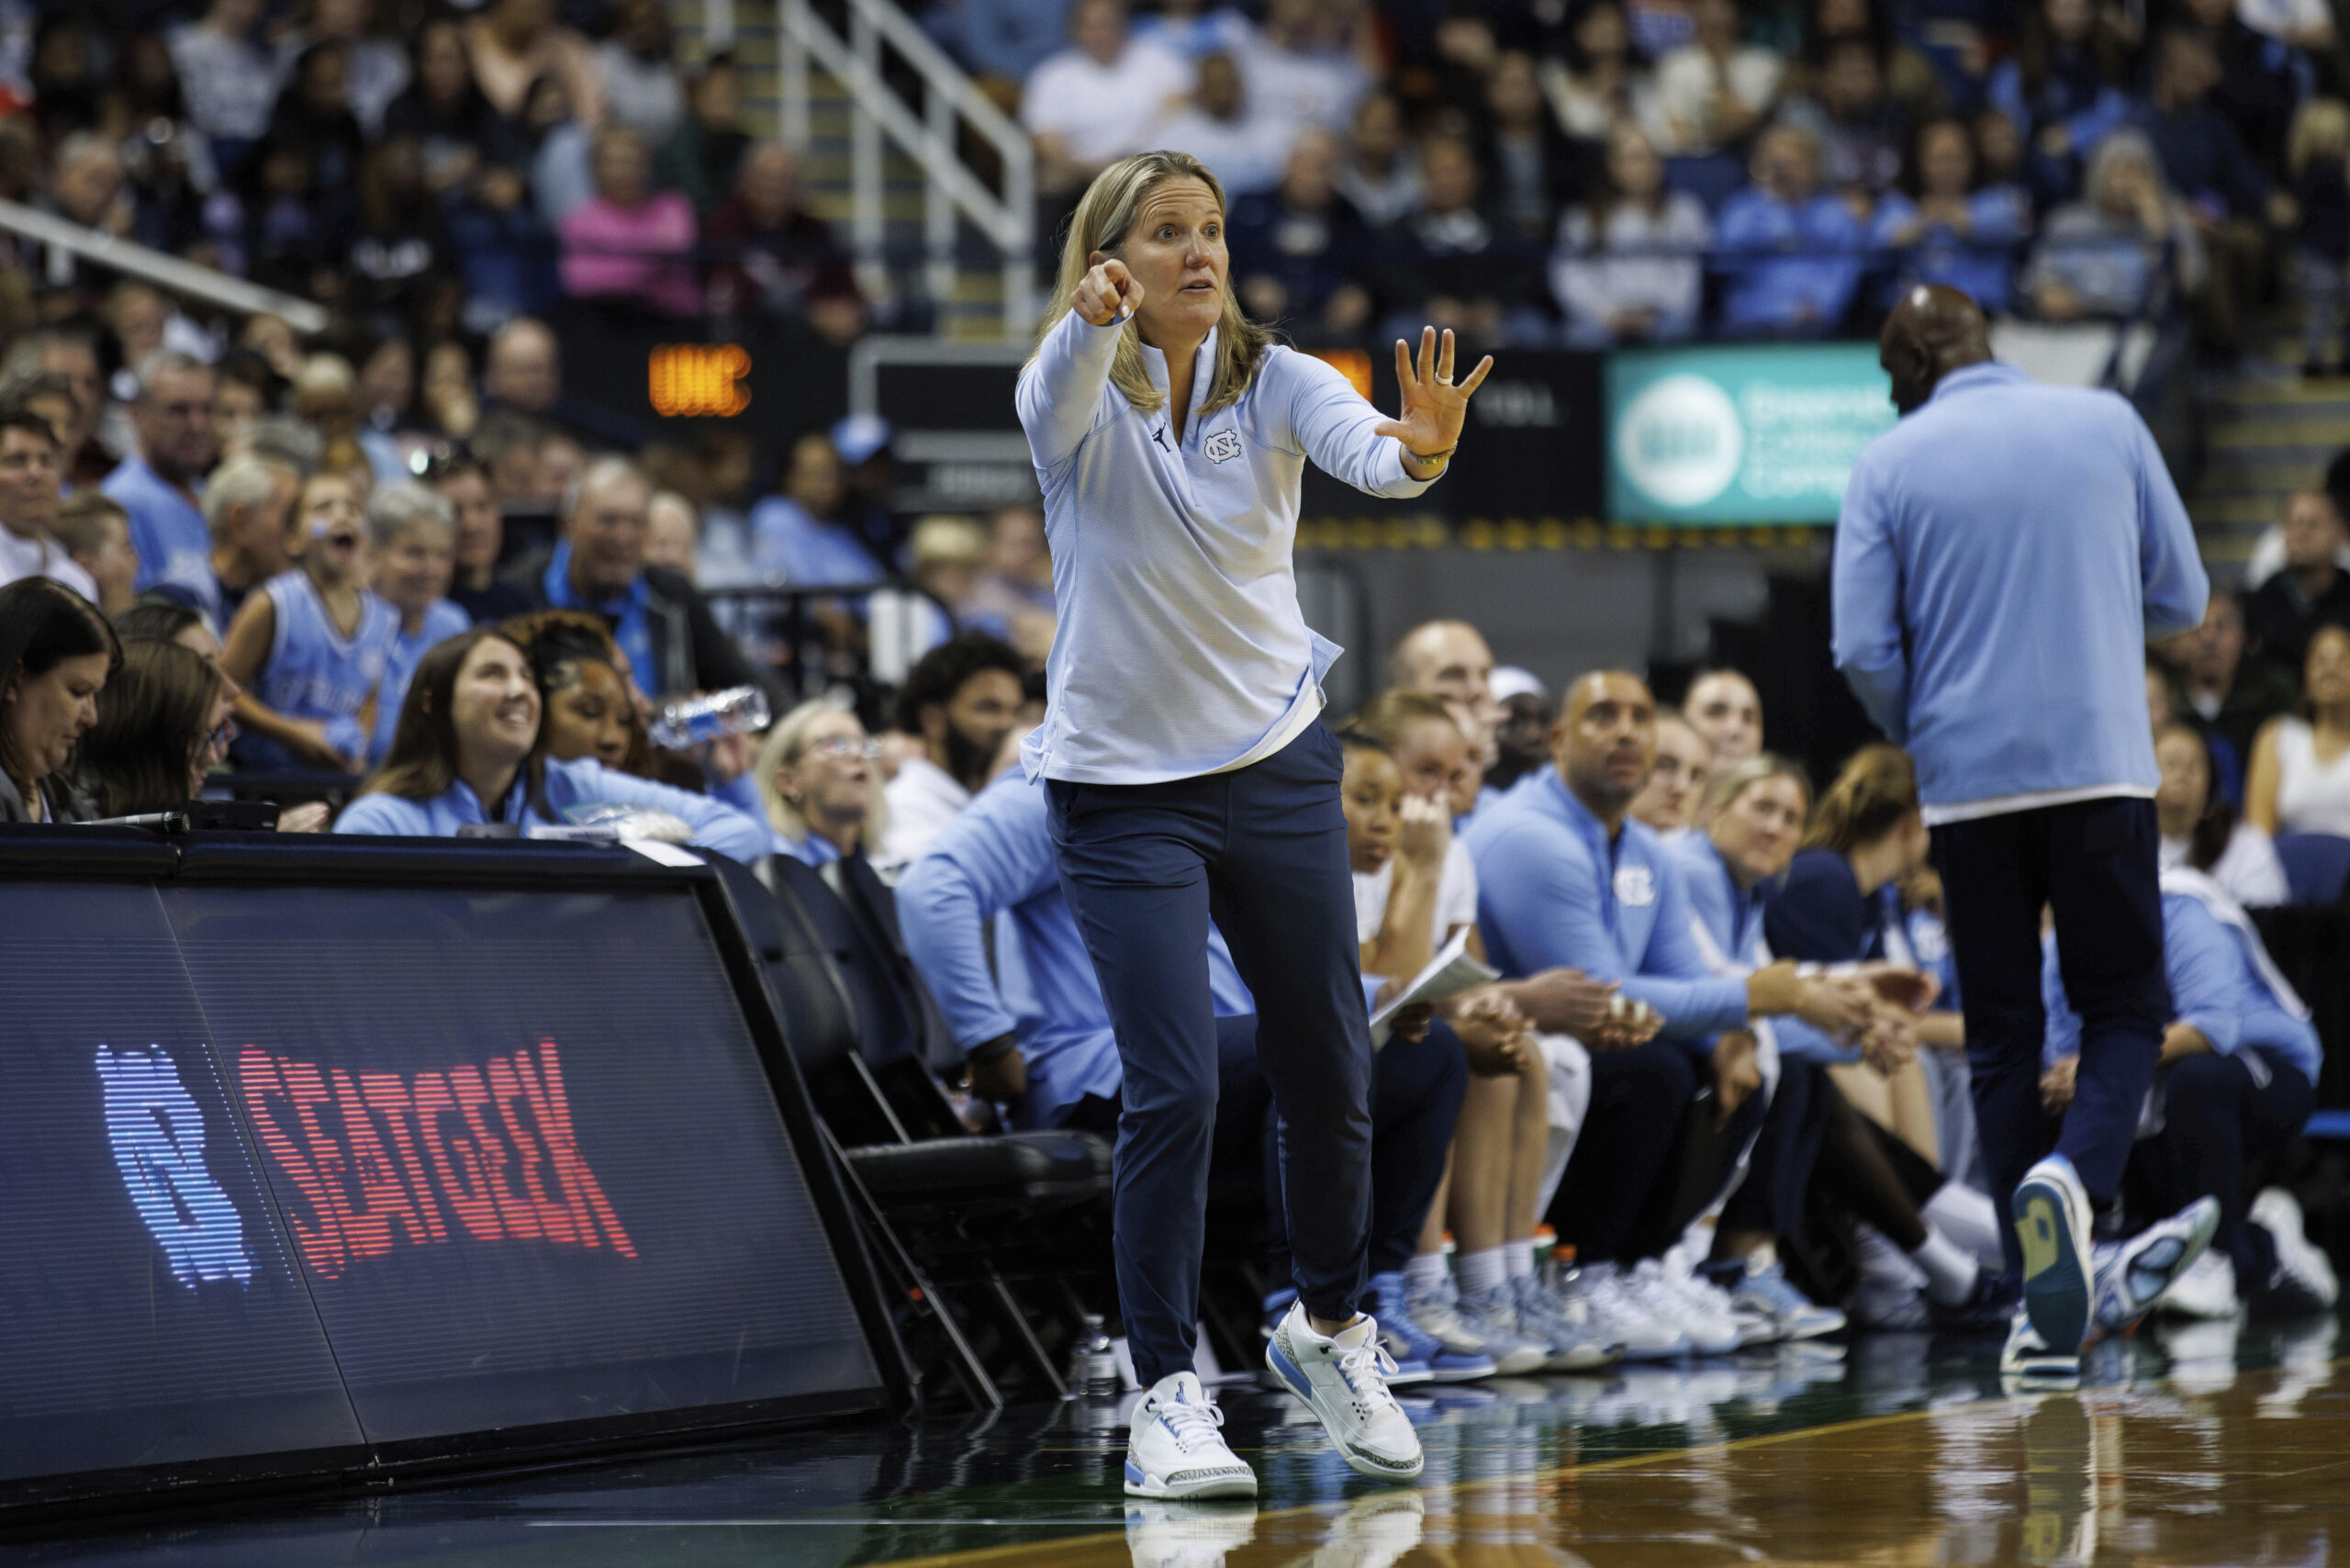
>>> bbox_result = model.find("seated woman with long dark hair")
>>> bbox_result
[74,639,232,817]
[2155,722,2287,909]
[0,577,117,823]
[334,625,769,861]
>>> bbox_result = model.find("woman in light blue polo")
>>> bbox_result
[335,626,768,863]
[1017,148,1488,1500]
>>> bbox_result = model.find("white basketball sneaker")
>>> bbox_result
[1264,1300,1425,1484]
[1125,1372,1258,1500]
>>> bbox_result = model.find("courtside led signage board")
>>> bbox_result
[1606,344,1896,524]
[649,343,753,417]
[0,868,880,1506]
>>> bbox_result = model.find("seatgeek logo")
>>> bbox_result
[238,1039,636,1279]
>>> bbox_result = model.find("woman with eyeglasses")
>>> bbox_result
[754,698,887,867]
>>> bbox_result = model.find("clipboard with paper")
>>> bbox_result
[1368,926,1499,1047]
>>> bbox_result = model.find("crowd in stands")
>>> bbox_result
[924,0,2347,353]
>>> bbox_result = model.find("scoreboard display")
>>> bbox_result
[0,855,887,1508]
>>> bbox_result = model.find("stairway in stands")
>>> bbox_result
[2191,322,2350,577]
[676,1,1012,339]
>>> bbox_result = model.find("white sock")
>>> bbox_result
[1922,1182,2003,1265]
[1457,1246,1507,1295]
[1404,1251,1449,1296]
[1503,1238,1536,1279]
[1909,1226,1981,1307]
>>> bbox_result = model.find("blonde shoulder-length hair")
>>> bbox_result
[1033,150,1277,420]
[755,698,889,853]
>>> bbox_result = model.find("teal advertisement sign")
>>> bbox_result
[1606,344,1897,524]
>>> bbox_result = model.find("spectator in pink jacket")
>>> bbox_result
[558,123,699,315]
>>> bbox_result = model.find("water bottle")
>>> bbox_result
[1067,1314,1120,1398]
[648,686,771,750]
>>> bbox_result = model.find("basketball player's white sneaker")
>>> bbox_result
[1265,1300,1425,1484]
[1125,1372,1258,1500]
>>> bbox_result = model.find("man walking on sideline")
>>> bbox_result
[1832,286,2220,1385]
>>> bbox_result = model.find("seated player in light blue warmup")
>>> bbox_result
[336,626,769,863]
[2042,869,2332,1323]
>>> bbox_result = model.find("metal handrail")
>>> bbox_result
[775,0,1035,339]
[0,199,328,332]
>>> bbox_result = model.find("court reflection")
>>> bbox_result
[1119,1318,2345,1568]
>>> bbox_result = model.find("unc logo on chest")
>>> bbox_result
[1614,866,1656,907]
[1203,429,1244,465]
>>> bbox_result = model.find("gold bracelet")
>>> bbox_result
[1405,443,1457,468]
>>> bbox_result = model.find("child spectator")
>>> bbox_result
[50,492,138,619]
[1550,120,1710,346]
[2024,129,2205,320]
[558,125,699,317]
[2290,98,2350,377]
[220,471,398,773]
[1716,122,1866,336]
[1873,116,2031,312]
[364,482,469,766]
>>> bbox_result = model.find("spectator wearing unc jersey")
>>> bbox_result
[0,408,94,602]
[2245,624,2350,840]
[1465,671,1880,1356]
[524,455,758,699]
[0,577,116,823]
[877,633,1028,874]
[1718,123,1867,337]
[1550,121,1710,348]
[338,627,768,861]
[756,700,887,867]
[1831,286,2212,1385]
[221,472,399,774]
[104,353,219,598]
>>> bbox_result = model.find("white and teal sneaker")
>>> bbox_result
[2091,1195,2220,1338]
[2013,1154,2096,1359]
[1265,1300,1425,1484]
[1455,1281,1561,1377]
[1410,1275,1545,1376]
[1370,1271,1495,1383]
[1511,1273,1624,1371]
[1125,1372,1258,1500]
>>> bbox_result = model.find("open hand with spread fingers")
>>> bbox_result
[1372,326,1494,470]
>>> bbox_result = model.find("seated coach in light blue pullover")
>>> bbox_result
[1831,285,2209,1372]
[335,626,770,863]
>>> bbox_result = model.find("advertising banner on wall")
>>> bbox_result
[1606,344,1896,524]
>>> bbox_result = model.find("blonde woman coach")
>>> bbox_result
[1016,149,1487,1500]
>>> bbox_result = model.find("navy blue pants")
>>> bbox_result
[2124,1047,2312,1281]
[1545,1037,1730,1264]
[1265,1016,1470,1285]
[1047,722,1374,1388]
[1932,798,2169,1279]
